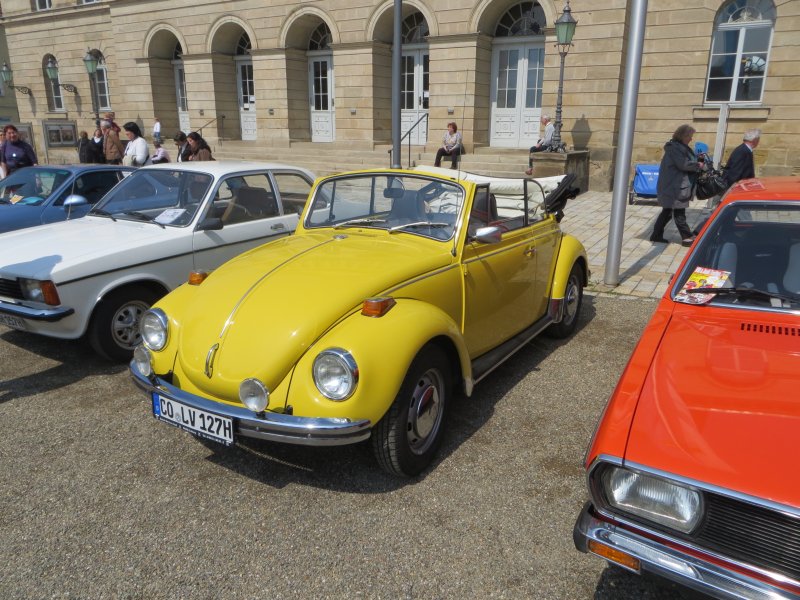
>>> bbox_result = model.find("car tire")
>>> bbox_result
[88,285,160,361]
[372,345,450,477]
[546,262,584,339]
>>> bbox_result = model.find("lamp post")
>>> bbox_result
[82,49,100,127]
[44,57,78,94]
[0,62,32,95]
[551,0,577,153]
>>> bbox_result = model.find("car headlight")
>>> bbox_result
[600,466,703,533]
[19,278,60,305]
[313,348,358,401]
[140,308,169,351]
[239,378,269,413]
[132,345,153,378]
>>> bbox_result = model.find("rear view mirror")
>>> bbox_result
[473,226,502,244]
[197,217,223,231]
[63,194,88,208]
[383,188,404,200]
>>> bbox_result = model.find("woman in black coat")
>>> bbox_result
[650,124,703,246]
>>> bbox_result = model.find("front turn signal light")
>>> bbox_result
[588,540,641,572]
[188,270,209,286]
[41,281,61,306]
[361,297,396,318]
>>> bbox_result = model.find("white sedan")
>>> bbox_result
[0,161,315,360]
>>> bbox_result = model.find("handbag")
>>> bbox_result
[695,170,727,200]
[122,154,137,167]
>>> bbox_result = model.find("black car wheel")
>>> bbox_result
[547,262,584,339]
[88,285,160,361]
[372,345,450,477]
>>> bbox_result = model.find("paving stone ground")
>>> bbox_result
[560,191,714,299]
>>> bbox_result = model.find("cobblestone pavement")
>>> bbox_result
[560,191,713,299]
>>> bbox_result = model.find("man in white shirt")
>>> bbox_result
[525,114,555,175]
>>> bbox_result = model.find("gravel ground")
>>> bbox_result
[0,294,696,599]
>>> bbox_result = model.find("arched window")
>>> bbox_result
[309,23,332,51]
[401,12,429,43]
[495,2,546,37]
[88,49,112,111]
[42,54,64,111]
[236,33,252,56]
[705,0,775,103]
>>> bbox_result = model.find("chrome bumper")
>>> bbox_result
[0,300,74,322]
[130,364,372,446]
[574,502,800,600]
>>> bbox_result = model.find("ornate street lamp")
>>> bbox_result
[0,62,31,95]
[45,57,78,94]
[551,0,577,152]
[82,49,100,126]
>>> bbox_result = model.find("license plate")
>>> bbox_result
[152,393,234,446]
[0,313,26,331]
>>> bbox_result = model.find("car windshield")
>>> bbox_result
[92,169,212,227]
[673,201,800,310]
[0,168,71,206]
[305,174,465,241]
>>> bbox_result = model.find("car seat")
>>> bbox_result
[783,243,800,294]
[222,186,278,223]
[388,191,426,224]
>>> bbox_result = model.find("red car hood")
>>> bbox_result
[625,306,800,508]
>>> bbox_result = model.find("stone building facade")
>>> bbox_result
[0,0,796,189]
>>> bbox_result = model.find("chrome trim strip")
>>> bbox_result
[575,504,800,600]
[0,300,74,322]
[130,364,372,446]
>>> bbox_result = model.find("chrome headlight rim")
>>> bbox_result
[312,348,358,401]
[140,308,169,351]
[593,463,704,535]
[239,378,270,413]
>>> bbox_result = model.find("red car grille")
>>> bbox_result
[696,493,800,583]
[0,278,23,300]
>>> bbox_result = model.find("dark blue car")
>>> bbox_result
[0,165,133,234]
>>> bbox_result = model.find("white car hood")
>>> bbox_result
[0,216,178,282]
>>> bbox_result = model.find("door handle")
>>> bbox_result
[271,223,286,231]
[524,247,536,257]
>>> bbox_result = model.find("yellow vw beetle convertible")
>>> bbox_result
[130,167,588,477]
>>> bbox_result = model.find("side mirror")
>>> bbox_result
[473,225,503,244]
[197,217,223,231]
[63,194,89,208]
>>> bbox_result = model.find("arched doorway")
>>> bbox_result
[400,12,430,145]
[146,28,188,139]
[308,23,334,143]
[489,2,547,148]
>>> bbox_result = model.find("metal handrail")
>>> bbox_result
[196,114,226,141]
[388,112,428,168]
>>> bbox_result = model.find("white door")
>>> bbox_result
[490,43,544,148]
[309,55,334,143]
[400,49,429,145]
[173,62,191,133]
[236,58,257,141]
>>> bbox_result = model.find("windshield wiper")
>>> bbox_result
[389,221,450,233]
[122,211,166,228]
[89,208,117,222]
[333,217,387,229]
[686,286,799,305]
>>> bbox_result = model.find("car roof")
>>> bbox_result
[25,164,134,174]
[141,160,315,179]
[723,176,800,203]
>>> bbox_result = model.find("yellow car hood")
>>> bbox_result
[176,231,452,395]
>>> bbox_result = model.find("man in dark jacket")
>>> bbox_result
[173,131,192,163]
[724,129,760,187]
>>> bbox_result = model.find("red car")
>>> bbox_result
[574,177,800,599]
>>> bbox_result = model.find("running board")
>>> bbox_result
[471,314,554,384]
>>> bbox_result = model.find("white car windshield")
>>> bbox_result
[673,201,800,309]
[305,174,465,241]
[91,169,213,227]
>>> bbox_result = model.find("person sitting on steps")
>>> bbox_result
[525,114,554,176]
[434,122,463,169]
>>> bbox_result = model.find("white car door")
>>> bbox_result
[191,172,300,272]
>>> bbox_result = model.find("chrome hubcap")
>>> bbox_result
[406,368,444,455]
[563,275,580,323]
[111,301,149,349]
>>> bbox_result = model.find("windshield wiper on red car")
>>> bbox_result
[122,211,166,228]
[333,217,387,229]
[686,286,799,305]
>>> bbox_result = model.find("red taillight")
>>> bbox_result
[361,297,396,317]
[188,271,209,286]
[41,281,60,306]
